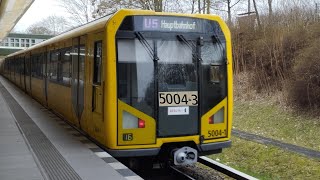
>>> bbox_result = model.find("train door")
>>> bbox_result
[71,36,86,128]
[89,32,104,141]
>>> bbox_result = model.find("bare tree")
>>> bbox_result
[191,0,196,13]
[26,15,71,35]
[203,0,206,13]
[196,0,208,14]
[224,0,242,24]
[92,0,165,18]
[154,0,163,12]
[26,26,52,35]
[206,0,211,14]
[268,0,273,17]
[252,0,261,28]
[227,0,232,23]
[58,0,94,25]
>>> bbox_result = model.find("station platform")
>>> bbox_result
[0,76,142,180]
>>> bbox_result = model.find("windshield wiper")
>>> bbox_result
[135,32,159,61]
[212,34,221,44]
[177,34,202,61]
[177,34,195,50]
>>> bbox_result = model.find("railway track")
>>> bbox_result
[170,166,196,180]
[198,156,258,180]
[134,165,196,180]
[137,157,258,180]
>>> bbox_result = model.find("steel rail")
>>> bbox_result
[169,166,196,180]
[198,156,258,180]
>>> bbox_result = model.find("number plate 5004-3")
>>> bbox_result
[159,91,198,106]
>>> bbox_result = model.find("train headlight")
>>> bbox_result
[123,111,138,129]
[209,107,224,124]
[122,111,145,129]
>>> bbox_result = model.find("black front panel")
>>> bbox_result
[157,40,198,137]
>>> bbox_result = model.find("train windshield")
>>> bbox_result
[116,16,227,137]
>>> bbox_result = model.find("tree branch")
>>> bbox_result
[231,0,241,8]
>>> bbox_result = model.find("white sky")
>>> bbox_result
[13,0,66,32]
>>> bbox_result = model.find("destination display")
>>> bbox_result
[133,16,219,33]
[143,17,197,31]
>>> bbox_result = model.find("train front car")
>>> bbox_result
[107,10,233,166]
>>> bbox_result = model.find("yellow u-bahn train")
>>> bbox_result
[0,9,233,167]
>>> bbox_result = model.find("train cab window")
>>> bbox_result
[200,40,227,115]
[93,41,102,85]
[117,39,155,117]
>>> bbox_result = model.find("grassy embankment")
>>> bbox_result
[209,99,320,179]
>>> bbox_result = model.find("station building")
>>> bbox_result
[0,33,53,56]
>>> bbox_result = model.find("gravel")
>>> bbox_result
[176,163,229,180]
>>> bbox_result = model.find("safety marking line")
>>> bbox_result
[89,148,104,152]
[125,176,145,180]
[102,157,118,163]
[71,133,82,137]
[80,139,91,144]
[95,152,112,158]
[108,162,128,170]
[84,143,99,149]
[117,169,139,177]
[74,136,87,141]
[64,127,75,131]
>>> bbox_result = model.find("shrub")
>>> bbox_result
[286,39,320,109]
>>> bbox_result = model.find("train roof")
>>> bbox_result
[6,12,115,58]
[6,9,225,58]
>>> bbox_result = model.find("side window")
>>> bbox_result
[31,55,36,77]
[60,48,72,85]
[25,57,30,76]
[18,58,22,75]
[93,41,102,85]
[50,50,59,81]
[38,53,43,78]
[31,54,42,79]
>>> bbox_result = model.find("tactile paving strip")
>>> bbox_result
[0,83,82,180]
[58,122,142,180]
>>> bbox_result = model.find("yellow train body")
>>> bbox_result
[0,9,233,160]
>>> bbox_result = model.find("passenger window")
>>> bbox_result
[60,48,72,85]
[50,50,59,81]
[93,41,102,85]
[31,54,43,79]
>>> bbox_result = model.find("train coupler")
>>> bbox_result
[172,146,198,166]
